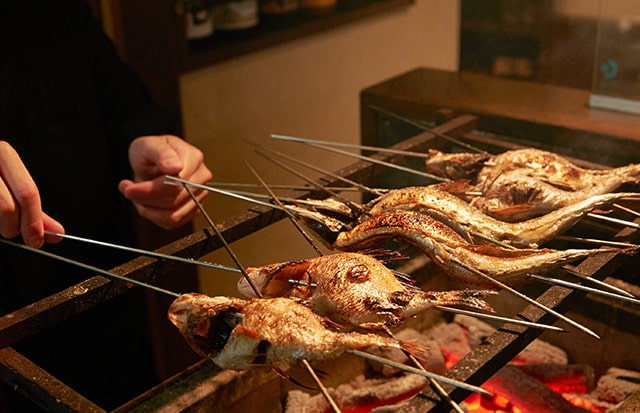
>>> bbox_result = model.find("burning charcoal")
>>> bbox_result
[594,367,640,404]
[452,314,495,347]
[421,320,471,366]
[285,374,427,413]
[512,338,569,366]
[514,363,595,394]
[482,366,592,413]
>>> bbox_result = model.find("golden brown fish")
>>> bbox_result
[366,185,640,248]
[333,210,625,288]
[476,148,640,192]
[426,148,640,189]
[238,250,496,330]
[426,148,640,221]
[168,293,425,371]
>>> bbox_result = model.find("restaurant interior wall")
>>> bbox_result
[177,0,460,296]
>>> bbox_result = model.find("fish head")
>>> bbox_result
[168,293,246,358]
[425,149,490,181]
[238,261,313,299]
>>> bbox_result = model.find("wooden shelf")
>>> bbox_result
[178,0,414,72]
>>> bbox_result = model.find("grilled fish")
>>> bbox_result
[426,148,640,221]
[238,250,496,330]
[168,293,425,371]
[333,209,624,288]
[476,148,640,191]
[366,185,639,248]
[426,148,640,189]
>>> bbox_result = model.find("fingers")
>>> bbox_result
[129,186,208,230]
[0,141,46,247]
[121,135,213,229]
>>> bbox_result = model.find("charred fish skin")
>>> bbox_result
[470,171,638,222]
[427,148,640,221]
[427,148,640,189]
[169,295,424,371]
[366,185,640,248]
[476,148,640,191]
[239,251,495,330]
[334,209,621,288]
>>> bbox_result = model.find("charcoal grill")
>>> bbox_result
[1,67,639,412]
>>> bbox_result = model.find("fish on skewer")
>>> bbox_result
[426,148,640,189]
[167,293,428,371]
[237,250,496,330]
[332,209,629,288]
[426,148,640,221]
[365,185,640,248]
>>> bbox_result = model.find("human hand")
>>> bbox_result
[0,141,65,248]
[118,135,213,229]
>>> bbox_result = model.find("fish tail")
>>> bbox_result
[426,289,497,312]
[399,340,431,364]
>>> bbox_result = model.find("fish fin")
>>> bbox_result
[433,179,473,196]
[392,270,417,287]
[359,248,408,263]
[317,316,350,332]
[399,340,431,364]
[423,289,497,313]
[271,366,320,390]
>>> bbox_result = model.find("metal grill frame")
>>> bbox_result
[0,104,638,412]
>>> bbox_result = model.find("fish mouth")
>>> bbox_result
[167,294,247,358]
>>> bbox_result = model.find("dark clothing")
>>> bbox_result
[0,1,181,410]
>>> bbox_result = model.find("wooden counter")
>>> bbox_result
[360,68,640,166]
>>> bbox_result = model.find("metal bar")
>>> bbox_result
[401,244,638,412]
[0,347,105,413]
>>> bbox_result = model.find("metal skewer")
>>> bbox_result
[367,104,489,154]
[43,231,241,274]
[284,278,564,332]
[0,238,180,297]
[180,184,264,300]
[381,327,466,413]
[167,176,599,337]
[164,176,289,212]
[270,134,450,183]
[245,172,474,412]
[559,266,637,298]
[244,160,325,256]
[346,349,492,397]
[442,251,600,339]
[554,235,637,249]
[614,203,640,217]
[528,274,640,306]
[435,307,565,332]
[206,182,366,193]
[587,212,640,230]
[248,143,369,215]
[270,134,434,159]
[177,180,636,308]
[180,182,344,412]
[249,141,385,197]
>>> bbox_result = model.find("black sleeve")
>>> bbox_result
[73,0,180,155]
